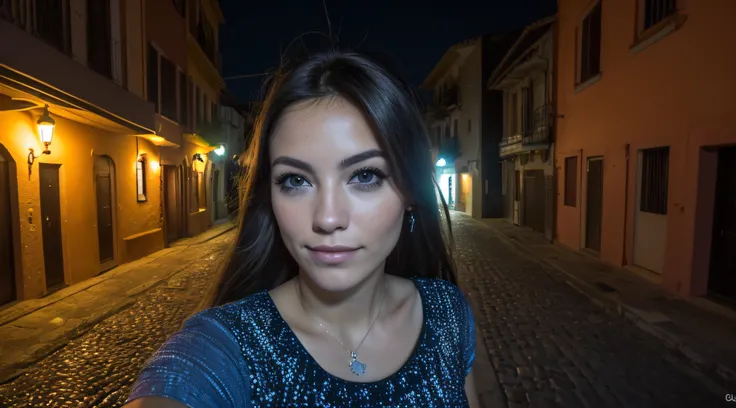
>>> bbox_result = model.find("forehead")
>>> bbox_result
[269,98,382,163]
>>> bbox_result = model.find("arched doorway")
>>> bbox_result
[0,143,19,305]
[94,156,116,269]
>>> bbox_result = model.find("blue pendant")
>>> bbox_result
[349,352,366,376]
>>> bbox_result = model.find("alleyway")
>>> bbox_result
[0,214,720,407]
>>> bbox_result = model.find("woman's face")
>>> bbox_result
[270,97,405,292]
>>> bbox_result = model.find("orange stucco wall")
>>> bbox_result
[555,0,736,297]
[0,110,163,300]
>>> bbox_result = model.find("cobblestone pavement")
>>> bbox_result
[451,213,718,408]
[0,232,233,408]
[0,214,722,408]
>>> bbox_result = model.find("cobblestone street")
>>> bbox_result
[0,233,232,408]
[452,214,717,408]
[0,214,723,407]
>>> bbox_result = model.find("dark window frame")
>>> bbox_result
[577,1,602,84]
[639,146,669,215]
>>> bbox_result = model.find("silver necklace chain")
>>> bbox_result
[296,278,387,376]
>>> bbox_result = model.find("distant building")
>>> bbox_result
[488,16,556,241]
[421,32,519,219]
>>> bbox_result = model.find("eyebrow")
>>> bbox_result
[272,149,384,172]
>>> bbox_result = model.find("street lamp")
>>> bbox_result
[214,144,226,156]
[436,157,446,167]
[28,105,55,165]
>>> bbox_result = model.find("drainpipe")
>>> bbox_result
[622,143,630,266]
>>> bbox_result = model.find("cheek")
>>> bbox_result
[353,195,404,244]
[271,194,304,243]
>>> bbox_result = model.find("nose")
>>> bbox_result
[312,183,349,234]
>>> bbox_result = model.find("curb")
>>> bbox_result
[479,220,733,394]
[0,225,237,385]
[0,298,136,384]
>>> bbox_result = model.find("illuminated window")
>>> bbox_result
[136,158,147,202]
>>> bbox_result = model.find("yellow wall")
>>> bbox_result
[0,109,163,300]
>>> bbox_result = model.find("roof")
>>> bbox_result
[420,38,480,90]
[487,15,556,88]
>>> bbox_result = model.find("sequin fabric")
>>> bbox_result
[127,278,476,407]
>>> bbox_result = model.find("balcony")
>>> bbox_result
[427,85,460,120]
[500,104,550,158]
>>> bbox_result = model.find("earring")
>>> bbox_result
[409,211,415,233]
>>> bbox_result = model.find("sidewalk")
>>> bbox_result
[482,218,736,393]
[0,220,236,384]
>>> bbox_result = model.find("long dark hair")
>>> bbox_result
[202,51,457,308]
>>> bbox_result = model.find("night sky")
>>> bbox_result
[218,0,557,103]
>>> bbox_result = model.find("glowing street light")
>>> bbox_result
[214,145,226,156]
[436,158,446,167]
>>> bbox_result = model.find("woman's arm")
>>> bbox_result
[122,309,249,408]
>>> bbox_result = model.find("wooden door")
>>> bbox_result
[585,158,604,252]
[0,156,16,305]
[709,147,736,302]
[164,165,181,243]
[523,170,546,234]
[95,157,114,264]
[39,163,64,288]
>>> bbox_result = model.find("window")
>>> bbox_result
[136,158,147,202]
[467,119,472,134]
[522,84,534,136]
[577,1,602,84]
[36,0,71,53]
[640,147,669,214]
[160,56,177,121]
[179,71,188,127]
[642,0,676,31]
[509,92,519,135]
[146,44,159,111]
[564,156,578,206]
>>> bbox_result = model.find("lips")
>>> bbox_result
[306,245,360,265]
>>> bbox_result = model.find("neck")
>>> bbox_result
[296,271,386,342]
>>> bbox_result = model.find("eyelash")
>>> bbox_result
[273,167,388,194]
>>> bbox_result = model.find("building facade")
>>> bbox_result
[555,0,736,302]
[489,17,556,241]
[421,33,519,219]
[0,0,229,307]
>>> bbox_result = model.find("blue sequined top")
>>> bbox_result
[127,278,476,407]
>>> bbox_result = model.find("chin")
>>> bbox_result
[299,264,374,294]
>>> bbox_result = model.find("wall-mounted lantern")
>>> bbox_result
[28,105,55,165]
[214,145,225,156]
[137,153,147,202]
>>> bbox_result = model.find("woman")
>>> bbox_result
[124,51,480,407]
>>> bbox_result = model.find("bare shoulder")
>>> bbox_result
[123,397,189,408]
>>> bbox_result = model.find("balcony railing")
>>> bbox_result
[500,104,550,158]
[428,86,460,120]
[523,104,550,145]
